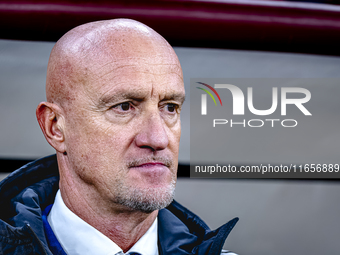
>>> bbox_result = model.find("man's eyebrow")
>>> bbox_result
[98,92,146,107]
[162,94,186,104]
[99,92,186,107]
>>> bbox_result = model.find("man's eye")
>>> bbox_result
[120,102,130,111]
[113,102,132,111]
[166,103,178,113]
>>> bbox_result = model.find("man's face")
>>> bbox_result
[62,39,185,213]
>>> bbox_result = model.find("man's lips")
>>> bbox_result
[127,157,172,169]
[129,162,168,172]
[135,162,166,168]
[129,162,170,180]
[127,157,174,181]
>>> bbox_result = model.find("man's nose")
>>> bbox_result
[135,112,169,151]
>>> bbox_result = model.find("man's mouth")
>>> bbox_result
[127,157,172,169]
[127,157,174,181]
[136,162,166,168]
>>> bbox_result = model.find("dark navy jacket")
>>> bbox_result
[0,155,238,255]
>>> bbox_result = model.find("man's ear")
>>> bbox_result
[36,102,66,154]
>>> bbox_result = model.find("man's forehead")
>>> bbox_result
[88,59,182,81]
[94,67,185,102]
[69,44,184,108]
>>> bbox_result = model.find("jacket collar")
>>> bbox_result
[0,155,59,255]
[158,201,238,255]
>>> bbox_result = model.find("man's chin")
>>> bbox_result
[114,183,176,213]
[123,197,174,214]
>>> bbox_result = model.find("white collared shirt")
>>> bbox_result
[48,190,159,255]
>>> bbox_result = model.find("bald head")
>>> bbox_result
[46,19,181,107]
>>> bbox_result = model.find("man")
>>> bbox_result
[0,19,238,254]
